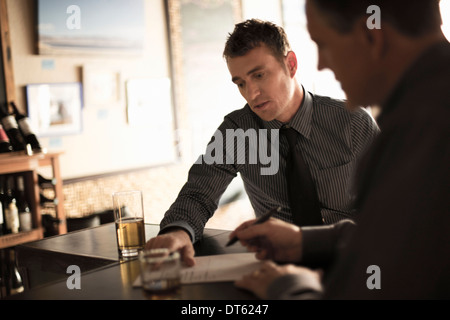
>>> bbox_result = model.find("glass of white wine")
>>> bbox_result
[112,190,146,259]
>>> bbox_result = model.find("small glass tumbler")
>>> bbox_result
[139,248,181,299]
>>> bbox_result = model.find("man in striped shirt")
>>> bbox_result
[146,19,379,266]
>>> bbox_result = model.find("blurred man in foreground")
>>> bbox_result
[232,0,450,299]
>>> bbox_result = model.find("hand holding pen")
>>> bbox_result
[226,206,281,247]
[227,207,304,262]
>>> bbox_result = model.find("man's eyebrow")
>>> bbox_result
[232,65,265,83]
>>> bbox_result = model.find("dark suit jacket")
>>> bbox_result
[270,41,450,299]
[324,40,450,299]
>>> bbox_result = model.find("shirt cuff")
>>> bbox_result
[159,221,196,242]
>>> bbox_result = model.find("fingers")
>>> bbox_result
[145,234,179,252]
[229,218,258,240]
[235,220,273,242]
[245,239,272,260]
[255,248,270,260]
[229,220,276,260]
[235,271,267,299]
[181,241,196,267]
[234,261,278,299]
[145,230,196,266]
[228,221,268,247]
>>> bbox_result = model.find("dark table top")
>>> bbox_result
[12,224,256,300]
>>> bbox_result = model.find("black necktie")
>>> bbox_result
[281,125,322,226]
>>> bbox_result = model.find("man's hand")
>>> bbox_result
[235,261,322,299]
[229,218,303,263]
[145,229,195,266]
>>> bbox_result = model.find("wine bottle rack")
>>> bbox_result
[0,151,66,249]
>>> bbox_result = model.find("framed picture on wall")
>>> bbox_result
[26,82,83,137]
[82,65,121,107]
[37,0,145,55]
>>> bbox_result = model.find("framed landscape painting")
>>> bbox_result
[37,0,145,55]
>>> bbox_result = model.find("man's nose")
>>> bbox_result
[246,81,261,101]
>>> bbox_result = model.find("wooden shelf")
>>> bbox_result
[0,228,43,249]
[0,150,62,174]
[0,151,66,248]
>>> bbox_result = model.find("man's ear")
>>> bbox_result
[286,51,298,77]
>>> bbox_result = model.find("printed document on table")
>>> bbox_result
[133,253,262,286]
[181,252,262,284]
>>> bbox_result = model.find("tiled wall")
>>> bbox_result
[59,164,189,224]
[57,163,255,230]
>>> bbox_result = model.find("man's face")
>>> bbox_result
[227,44,298,122]
[305,0,378,109]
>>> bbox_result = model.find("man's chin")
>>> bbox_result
[259,115,277,122]
[252,109,275,122]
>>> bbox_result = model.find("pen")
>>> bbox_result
[225,206,281,247]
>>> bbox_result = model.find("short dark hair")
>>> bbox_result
[223,19,291,63]
[309,0,442,37]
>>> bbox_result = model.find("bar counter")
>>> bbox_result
[10,223,256,300]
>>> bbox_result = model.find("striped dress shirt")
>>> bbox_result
[161,89,380,242]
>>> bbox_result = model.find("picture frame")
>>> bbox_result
[26,82,83,137]
[82,65,120,107]
[37,0,145,55]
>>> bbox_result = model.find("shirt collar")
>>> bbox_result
[264,86,313,139]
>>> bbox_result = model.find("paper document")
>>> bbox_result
[133,253,262,286]
[181,252,262,284]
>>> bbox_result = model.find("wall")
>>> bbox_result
[6,0,258,229]
[4,0,315,229]
[8,0,178,179]
[9,0,447,230]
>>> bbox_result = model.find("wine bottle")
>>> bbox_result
[0,193,4,236]
[10,102,42,152]
[16,175,32,232]
[0,103,26,152]
[0,176,6,235]
[8,249,24,295]
[0,124,13,153]
[4,176,19,234]
[0,249,7,298]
